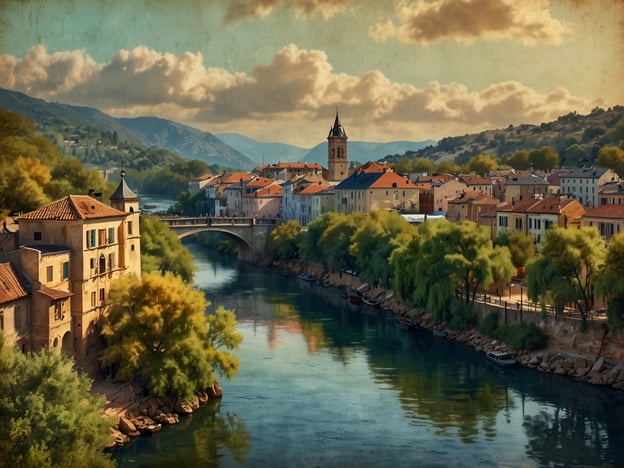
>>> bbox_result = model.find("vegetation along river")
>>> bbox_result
[111,240,624,467]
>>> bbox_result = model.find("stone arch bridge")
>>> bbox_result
[159,216,278,262]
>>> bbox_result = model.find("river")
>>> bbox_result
[111,240,624,467]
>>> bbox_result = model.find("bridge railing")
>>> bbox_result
[160,216,279,227]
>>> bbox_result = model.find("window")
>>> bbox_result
[98,229,106,245]
[128,221,133,236]
[108,253,115,270]
[34,232,42,241]
[535,219,541,230]
[108,227,115,244]
[54,302,63,320]
[545,220,553,230]
[99,255,106,274]
[46,265,53,282]
[498,216,508,227]
[90,258,95,270]
[515,218,522,229]
[89,229,96,248]
[91,291,96,307]
[62,261,69,280]
[99,288,105,302]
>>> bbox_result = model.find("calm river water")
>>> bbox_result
[111,241,624,467]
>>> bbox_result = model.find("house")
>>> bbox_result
[526,195,587,244]
[217,172,255,216]
[446,191,501,223]
[459,175,495,197]
[240,176,283,218]
[599,181,624,206]
[495,198,542,238]
[2,173,141,374]
[581,204,624,242]
[188,172,218,195]
[413,177,468,214]
[559,166,618,209]
[0,262,31,352]
[256,162,324,181]
[501,174,552,203]
[334,168,419,215]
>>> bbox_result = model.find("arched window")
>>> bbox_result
[99,254,106,274]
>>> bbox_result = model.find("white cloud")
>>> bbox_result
[369,0,570,45]
[0,45,598,146]
[224,0,348,22]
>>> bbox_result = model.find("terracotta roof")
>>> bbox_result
[39,284,73,300]
[528,195,583,214]
[19,195,127,221]
[253,185,284,197]
[221,172,254,184]
[0,263,30,304]
[498,198,542,213]
[583,204,624,219]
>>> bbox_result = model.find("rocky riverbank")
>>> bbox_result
[272,258,624,392]
[92,379,223,448]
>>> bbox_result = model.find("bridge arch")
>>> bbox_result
[160,217,277,263]
[175,227,253,261]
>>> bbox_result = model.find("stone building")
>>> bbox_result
[0,173,141,374]
[327,110,348,182]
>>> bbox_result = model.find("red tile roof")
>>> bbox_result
[584,204,624,219]
[0,263,29,304]
[18,195,127,221]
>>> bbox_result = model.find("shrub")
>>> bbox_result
[495,323,548,351]
[478,312,499,337]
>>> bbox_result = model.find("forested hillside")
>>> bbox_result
[383,106,624,167]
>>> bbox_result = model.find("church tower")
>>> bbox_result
[109,166,141,276]
[327,109,348,182]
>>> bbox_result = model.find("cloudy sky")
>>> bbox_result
[1,0,622,148]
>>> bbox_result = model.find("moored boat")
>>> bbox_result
[347,289,363,304]
[297,273,314,282]
[486,350,517,367]
[362,296,380,309]
[432,329,448,338]
[397,316,415,329]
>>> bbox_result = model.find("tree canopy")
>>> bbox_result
[139,215,198,282]
[0,109,111,217]
[0,338,114,468]
[526,227,606,322]
[596,232,624,328]
[100,272,243,400]
[267,220,302,260]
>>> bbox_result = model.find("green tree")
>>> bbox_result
[100,272,243,400]
[267,220,302,260]
[0,338,114,468]
[394,220,514,327]
[392,157,413,174]
[528,146,559,172]
[526,227,606,322]
[508,150,530,170]
[298,212,336,265]
[349,211,415,288]
[140,215,198,282]
[595,146,624,178]
[436,160,460,174]
[495,231,537,269]
[466,154,497,176]
[595,232,624,328]
[317,212,364,272]
[412,158,436,175]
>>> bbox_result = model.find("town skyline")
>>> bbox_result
[1,0,622,147]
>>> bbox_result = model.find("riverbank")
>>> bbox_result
[272,258,624,392]
[91,379,223,447]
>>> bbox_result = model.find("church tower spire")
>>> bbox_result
[327,108,348,182]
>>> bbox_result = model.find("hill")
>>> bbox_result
[215,133,308,165]
[382,106,624,167]
[116,117,255,170]
[302,139,436,166]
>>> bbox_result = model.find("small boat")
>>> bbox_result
[432,329,448,338]
[486,350,517,367]
[347,289,363,304]
[397,316,415,329]
[362,296,380,309]
[297,273,314,282]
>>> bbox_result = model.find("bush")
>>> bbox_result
[495,323,548,351]
[478,312,499,336]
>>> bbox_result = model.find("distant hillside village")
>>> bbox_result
[191,111,623,246]
[1,111,624,374]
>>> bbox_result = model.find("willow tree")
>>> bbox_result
[100,272,243,400]
[396,219,514,327]
[526,227,606,323]
[317,212,364,273]
[298,212,338,266]
[595,232,624,328]
[267,219,302,260]
[349,211,416,288]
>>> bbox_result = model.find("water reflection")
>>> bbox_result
[113,242,624,467]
